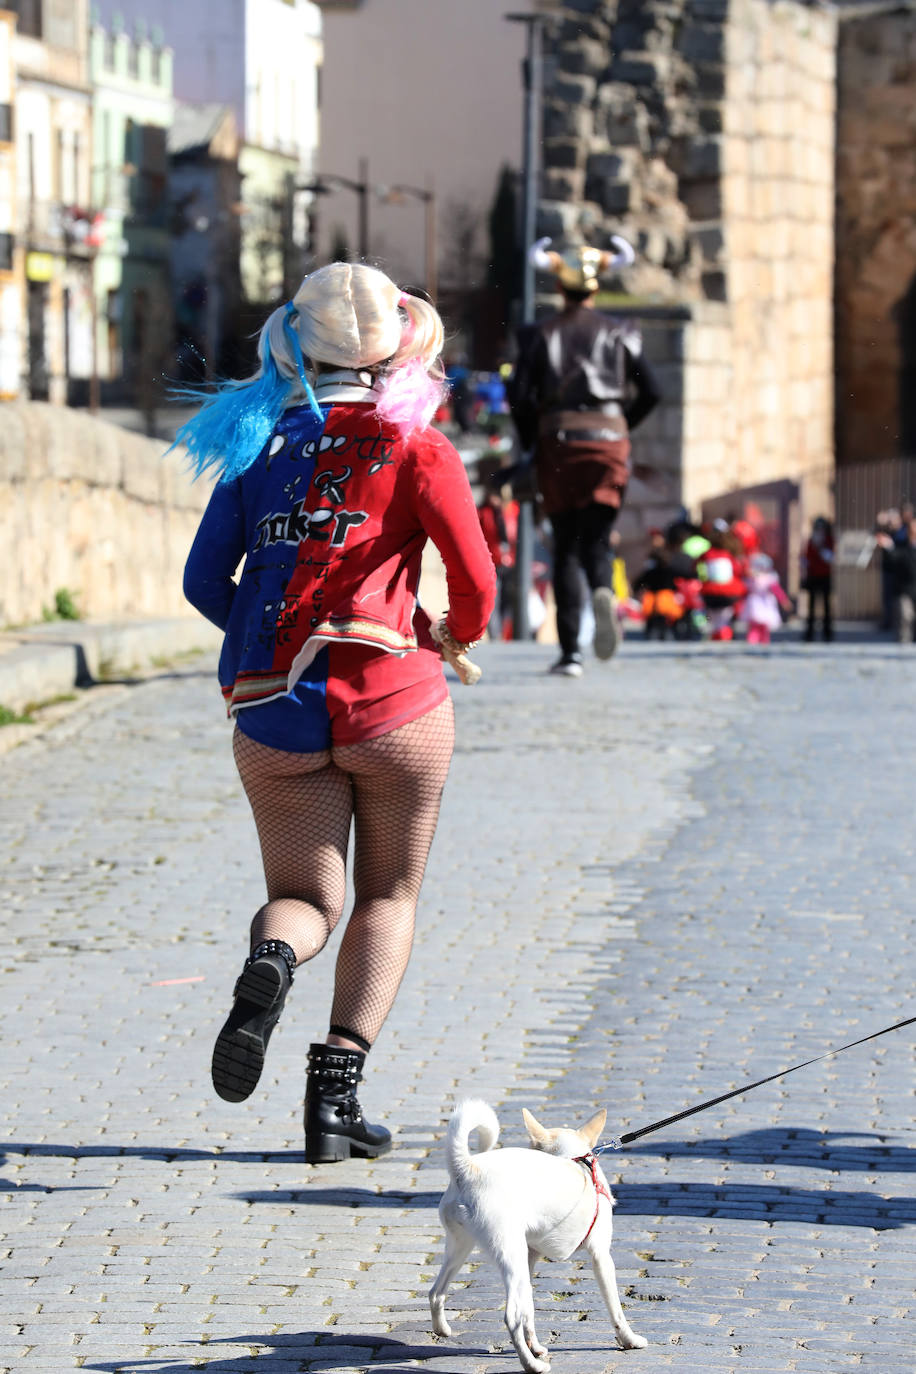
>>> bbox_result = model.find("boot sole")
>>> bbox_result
[304,1132,393,1164]
[592,587,620,660]
[211,960,287,1104]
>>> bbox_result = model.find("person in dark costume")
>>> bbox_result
[509,238,661,676]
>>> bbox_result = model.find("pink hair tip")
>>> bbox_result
[373,357,447,435]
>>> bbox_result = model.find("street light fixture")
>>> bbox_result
[505,9,549,641]
[301,156,370,259]
[379,181,437,300]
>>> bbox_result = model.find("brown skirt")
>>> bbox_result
[535,409,631,516]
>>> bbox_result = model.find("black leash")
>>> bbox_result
[598,1013,916,1153]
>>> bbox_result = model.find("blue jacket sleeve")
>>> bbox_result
[183,478,246,631]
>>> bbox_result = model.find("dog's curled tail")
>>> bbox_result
[445,1099,500,1181]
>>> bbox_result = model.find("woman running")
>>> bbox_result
[181,262,496,1162]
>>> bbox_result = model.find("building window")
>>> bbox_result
[0,104,12,144]
[11,0,42,39]
[0,232,12,272]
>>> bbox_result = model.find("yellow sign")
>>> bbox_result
[26,251,55,282]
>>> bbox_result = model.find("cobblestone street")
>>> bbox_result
[1,635,914,1374]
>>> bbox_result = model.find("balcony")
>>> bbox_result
[19,201,99,256]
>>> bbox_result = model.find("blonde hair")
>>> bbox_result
[257,262,444,389]
[175,264,449,480]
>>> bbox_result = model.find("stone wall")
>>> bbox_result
[0,401,455,636]
[0,404,211,627]
[685,0,835,519]
[539,0,836,546]
[835,4,916,467]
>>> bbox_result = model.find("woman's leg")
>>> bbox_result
[233,728,353,962]
[212,731,356,1104]
[549,509,584,659]
[577,502,617,593]
[326,696,455,1051]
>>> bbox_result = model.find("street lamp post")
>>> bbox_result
[505,9,547,641]
[382,181,437,299]
[302,157,370,260]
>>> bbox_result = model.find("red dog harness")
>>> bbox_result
[574,1151,614,1246]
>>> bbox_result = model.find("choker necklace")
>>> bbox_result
[315,368,375,390]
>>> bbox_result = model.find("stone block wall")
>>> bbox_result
[685,0,835,520]
[0,402,460,636]
[0,404,212,627]
[835,5,916,467]
[539,0,836,541]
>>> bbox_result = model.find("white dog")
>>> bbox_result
[429,1099,647,1372]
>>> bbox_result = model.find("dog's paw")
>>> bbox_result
[431,1316,453,1338]
[620,1331,648,1350]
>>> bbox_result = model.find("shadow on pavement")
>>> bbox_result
[627,1126,916,1171]
[0,1175,98,1193]
[237,1186,441,1208]
[1,1142,304,1164]
[84,1331,484,1373]
[89,665,215,688]
[615,1180,915,1228]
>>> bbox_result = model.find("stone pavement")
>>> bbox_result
[1,632,914,1374]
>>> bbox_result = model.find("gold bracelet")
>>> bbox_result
[434,619,478,654]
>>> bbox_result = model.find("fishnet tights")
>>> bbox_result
[232,697,454,1048]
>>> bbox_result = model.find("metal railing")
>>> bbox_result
[834,458,916,619]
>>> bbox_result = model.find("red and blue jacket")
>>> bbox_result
[183,399,496,715]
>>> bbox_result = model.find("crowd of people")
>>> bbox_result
[629,516,807,643]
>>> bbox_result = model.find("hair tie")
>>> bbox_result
[283,302,322,418]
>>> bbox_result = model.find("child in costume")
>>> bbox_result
[633,530,683,639]
[180,262,496,1163]
[743,552,792,644]
[697,524,746,641]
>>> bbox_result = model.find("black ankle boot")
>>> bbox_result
[211,940,296,1103]
[304,1043,392,1163]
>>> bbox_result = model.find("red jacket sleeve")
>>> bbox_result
[408,429,497,643]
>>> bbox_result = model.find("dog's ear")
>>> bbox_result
[580,1109,607,1149]
[522,1108,551,1148]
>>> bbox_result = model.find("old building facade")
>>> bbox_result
[94,0,322,310]
[536,0,838,586]
[535,0,916,596]
[12,0,93,404]
[89,17,174,404]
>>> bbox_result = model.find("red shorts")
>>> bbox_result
[234,642,448,753]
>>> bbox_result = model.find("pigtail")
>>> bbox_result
[372,292,448,435]
[170,305,323,483]
[393,293,445,373]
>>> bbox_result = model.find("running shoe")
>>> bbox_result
[592,586,620,660]
[549,654,584,677]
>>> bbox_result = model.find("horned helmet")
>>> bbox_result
[529,235,636,293]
